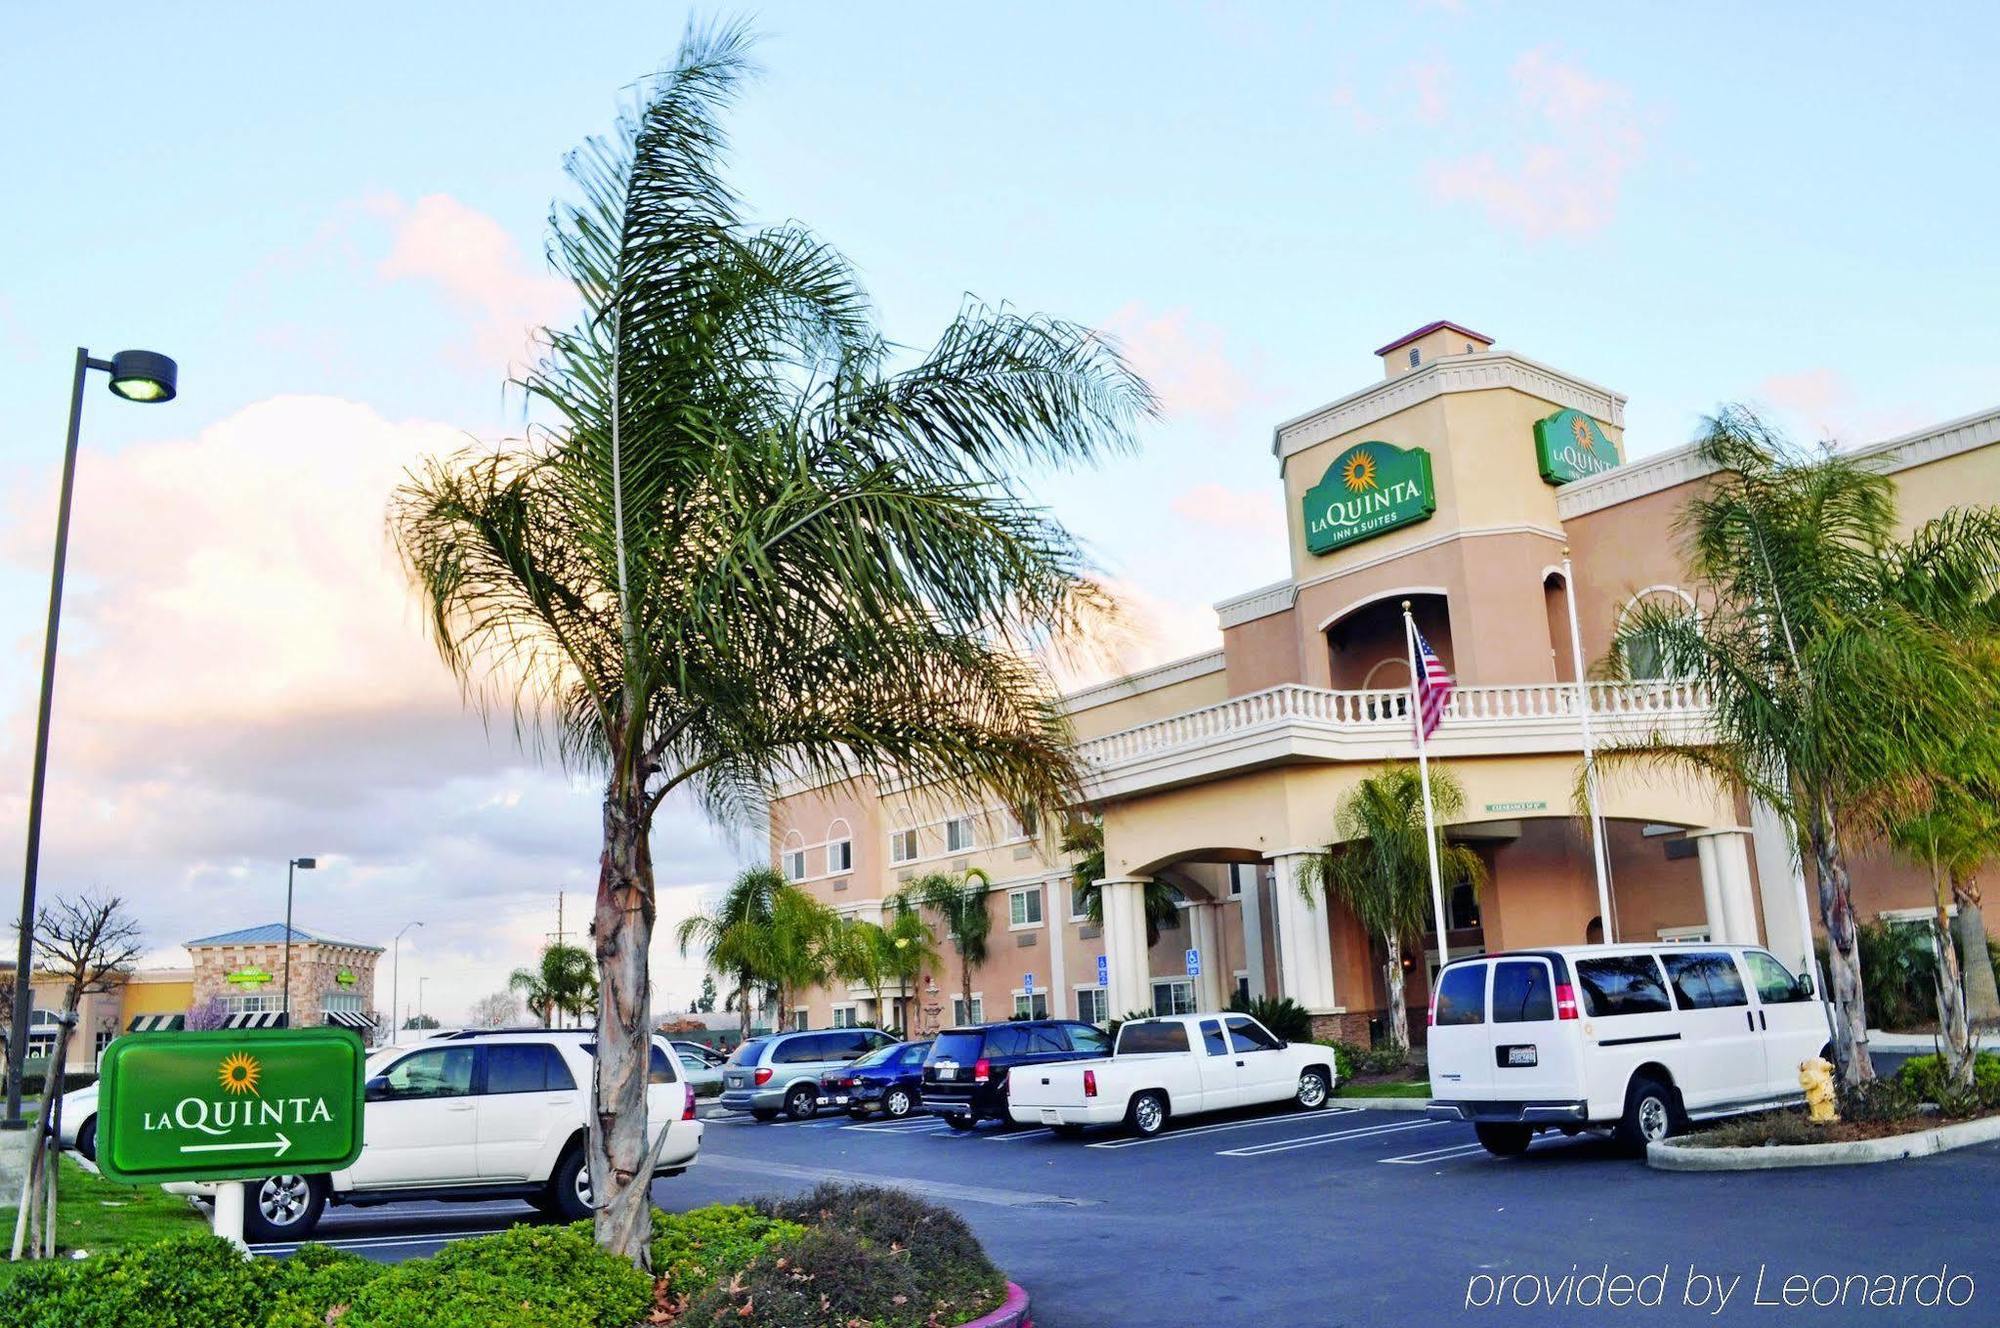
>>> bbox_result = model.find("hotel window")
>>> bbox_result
[1013,992,1048,1020]
[950,995,984,1026]
[1008,806,1039,841]
[1448,881,1481,930]
[1234,973,1251,1006]
[783,848,807,881]
[94,1029,115,1058]
[789,1008,808,1032]
[1075,987,1108,1026]
[1069,884,1092,923]
[1408,348,1421,368]
[831,1005,858,1029]
[889,828,918,863]
[1009,888,1043,928]
[1151,979,1196,1016]
[827,839,852,874]
[945,816,976,853]
[224,994,282,1014]
[1228,864,1245,897]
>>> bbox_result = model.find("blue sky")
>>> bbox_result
[2,3,1996,1018]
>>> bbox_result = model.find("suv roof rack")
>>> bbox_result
[436,1026,594,1039]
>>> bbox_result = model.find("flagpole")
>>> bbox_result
[1403,602,1453,966]
[1560,548,1616,942]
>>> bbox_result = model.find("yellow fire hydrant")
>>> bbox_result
[1800,1056,1838,1123]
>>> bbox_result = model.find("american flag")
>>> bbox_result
[1413,627,1455,742]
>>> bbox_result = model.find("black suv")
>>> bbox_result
[921,1020,1110,1128]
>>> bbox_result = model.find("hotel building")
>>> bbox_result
[769,322,2000,1042]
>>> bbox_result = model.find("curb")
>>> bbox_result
[958,1282,1031,1328]
[1647,1113,2000,1171]
[1864,1030,2000,1053]
[1327,1095,1433,1113]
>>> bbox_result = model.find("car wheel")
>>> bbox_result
[74,1116,97,1162]
[1616,1076,1677,1152]
[784,1084,818,1120]
[240,1174,326,1243]
[1050,1123,1086,1139]
[884,1087,916,1119]
[1475,1123,1534,1157]
[943,1113,976,1131]
[1127,1090,1168,1137]
[750,1108,780,1122]
[548,1144,595,1222]
[1294,1068,1330,1111]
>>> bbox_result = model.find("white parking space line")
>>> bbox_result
[986,1128,1052,1142]
[1217,1118,1443,1158]
[843,1116,949,1133]
[1380,1141,1491,1165]
[1087,1107,1363,1150]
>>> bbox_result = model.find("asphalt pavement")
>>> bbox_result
[253,1084,2000,1328]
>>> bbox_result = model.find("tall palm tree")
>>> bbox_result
[1062,818,1182,946]
[392,25,1148,1261]
[835,919,893,1026]
[509,942,598,1029]
[675,867,786,1041]
[763,887,846,1025]
[881,901,939,1034]
[903,868,994,1022]
[1606,407,2000,1085]
[1301,766,1486,1056]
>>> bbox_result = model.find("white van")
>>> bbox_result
[1425,944,1832,1156]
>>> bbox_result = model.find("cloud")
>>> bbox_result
[1169,482,1283,535]
[1050,577,1220,693]
[368,193,574,374]
[1755,369,1929,446]
[0,396,745,1023]
[1404,59,1453,126]
[1425,47,1647,239]
[1102,303,1268,433]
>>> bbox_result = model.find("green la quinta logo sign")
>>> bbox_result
[1534,408,1622,485]
[1302,440,1437,555]
[96,1029,365,1185]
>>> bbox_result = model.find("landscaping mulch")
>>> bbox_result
[1682,1106,2000,1148]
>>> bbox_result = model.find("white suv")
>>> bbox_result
[173,1029,702,1242]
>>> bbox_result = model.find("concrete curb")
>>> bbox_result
[1647,1113,2000,1171]
[1865,1030,2000,1053]
[957,1282,1031,1328]
[1327,1095,1433,1113]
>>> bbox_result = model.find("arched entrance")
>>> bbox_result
[1323,591,1453,691]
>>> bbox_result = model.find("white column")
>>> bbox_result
[1237,864,1269,1001]
[1690,828,1758,945]
[1694,835,1728,942]
[1266,852,1337,1013]
[1188,901,1225,1012]
[1046,878,1068,1018]
[1096,878,1153,1019]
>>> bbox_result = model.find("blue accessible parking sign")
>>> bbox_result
[1096,954,1108,986]
[1186,948,1201,977]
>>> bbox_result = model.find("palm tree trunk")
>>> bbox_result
[590,775,655,1267]
[736,974,752,1042]
[1949,872,2000,1029]
[1811,800,1874,1084]
[1384,933,1410,1057]
[959,942,974,1023]
[1931,864,1973,1086]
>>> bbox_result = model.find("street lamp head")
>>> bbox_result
[106,350,177,403]
[292,857,317,870]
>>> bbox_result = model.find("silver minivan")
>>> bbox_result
[719,1027,897,1120]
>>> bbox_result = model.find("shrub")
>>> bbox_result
[0,1232,270,1328]
[1227,994,1313,1042]
[266,1243,386,1328]
[1322,1040,1409,1079]
[1318,1040,1355,1081]
[757,1182,1003,1313]
[680,1225,926,1328]
[1838,1077,1918,1123]
[329,1224,655,1328]
[1895,1051,2000,1107]
[652,1203,803,1300]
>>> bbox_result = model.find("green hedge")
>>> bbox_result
[1895,1051,2000,1110]
[651,1204,802,1301]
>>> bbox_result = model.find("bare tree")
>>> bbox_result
[185,994,227,1031]
[467,991,521,1028]
[11,894,142,1261]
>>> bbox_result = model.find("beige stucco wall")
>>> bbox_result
[1067,667,1230,740]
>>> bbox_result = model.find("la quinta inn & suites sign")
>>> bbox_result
[1303,440,1437,555]
[1534,408,1622,485]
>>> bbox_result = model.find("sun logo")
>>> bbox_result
[218,1052,262,1096]
[1571,416,1597,452]
[1340,450,1378,492]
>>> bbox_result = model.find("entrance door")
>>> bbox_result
[347,1044,478,1188]
[1659,951,1765,1110]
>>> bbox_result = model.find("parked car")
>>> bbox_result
[167,1029,701,1242]
[55,1081,99,1160]
[1006,1013,1333,1137]
[922,1020,1110,1129]
[671,1040,727,1093]
[720,1027,897,1120]
[1425,943,1832,1156]
[824,1039,931,1119]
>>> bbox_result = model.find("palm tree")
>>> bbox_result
[1606,407,2000,1085]
[509,942,598,1028]
[763,887,847,1026]
[392,25,1148,1261]
[835,919,893,1026]
[881,901,939,1034]
[676,867,787,1041]
[903,868,995,1022]
[1062,818,1182,946]
[1300,766,1486,1057]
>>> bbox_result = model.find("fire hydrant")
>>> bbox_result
[1800,1056,1838,1123]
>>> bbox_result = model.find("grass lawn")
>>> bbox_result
[1335,1080,1432,1098]
[0,1153,205,1283]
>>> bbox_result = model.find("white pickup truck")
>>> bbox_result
[1005,1012,1336,1137]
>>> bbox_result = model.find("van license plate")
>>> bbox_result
[1504,1045,1538,1067]
[935,1063,957,1080]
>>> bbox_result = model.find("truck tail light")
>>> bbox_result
[1427,989,1440,1027]
[753,1067,773,1086]
[682,1083,697,1121]
[973,1057,992,1085]
[1555,984,1580,1020]
[1084,1069,1097,1098]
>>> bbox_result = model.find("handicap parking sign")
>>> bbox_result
[1096,954,1108,986]
[1185,948,1201,977]
[1024,972,1035,995]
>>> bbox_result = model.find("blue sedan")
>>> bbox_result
[823,1039,931,1119]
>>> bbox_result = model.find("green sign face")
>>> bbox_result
[96,1029,365,1185]
[1533,409,1621,485]
[335,969,357,988]
[1302,441,1437,555]
[1484,800,1549,814]
[225,966,273,988]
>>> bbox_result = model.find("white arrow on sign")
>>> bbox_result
[178,1132,292,1158]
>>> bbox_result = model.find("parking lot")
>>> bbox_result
[262,1094,2000,1326]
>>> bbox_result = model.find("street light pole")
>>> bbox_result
[5,347,177,1129]
[281,857,316,1024]
[418,977,429,1026]
[391,921,422,1043]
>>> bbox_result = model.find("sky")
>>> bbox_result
[2,3,1997,1022]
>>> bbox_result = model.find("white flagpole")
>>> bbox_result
[1561,547,1616,942]
[1403,602,1452,966]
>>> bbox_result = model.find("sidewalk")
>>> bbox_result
[1867,1029,2000,1053]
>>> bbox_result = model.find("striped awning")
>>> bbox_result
[324,1011,375,1029]
[222,1011,288,1029]
[127,1013,185,1032]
